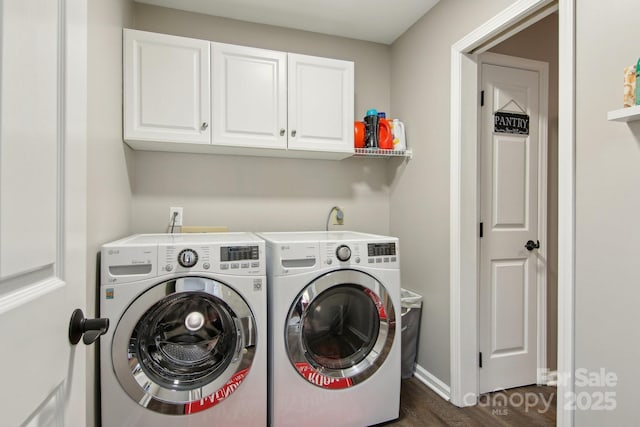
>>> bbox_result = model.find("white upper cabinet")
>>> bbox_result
[123,29,354,159]
[212,43,287,150]
[124,29,211,144]
[287,53,354,155]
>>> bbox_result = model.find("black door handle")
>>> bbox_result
[525,240,540,251]
[68,308,109,345]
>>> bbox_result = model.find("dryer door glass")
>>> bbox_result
[286,269,396,389]
[302,284,379,369]
[112,277,256,415]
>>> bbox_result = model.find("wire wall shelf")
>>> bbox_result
[353,148,413,159]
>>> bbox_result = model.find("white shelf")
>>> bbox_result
[353,148,413,159]
[607,105,640,122]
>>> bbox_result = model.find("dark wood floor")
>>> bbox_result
[376,378,556,426]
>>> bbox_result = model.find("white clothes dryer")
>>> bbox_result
[258,231,401,427]
[100,233,266,427]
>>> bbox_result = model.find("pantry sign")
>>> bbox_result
[494,111,530,135]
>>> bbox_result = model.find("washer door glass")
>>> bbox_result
[135,292,235,389]
[112,277,256,415]
[286,269,396,389]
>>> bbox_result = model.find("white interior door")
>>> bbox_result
[0,0,87,425]
[479,58,546,393]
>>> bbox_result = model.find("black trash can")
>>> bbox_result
[400,288,423,379]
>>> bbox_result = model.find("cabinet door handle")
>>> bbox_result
[201,122,208,130]
[280,128,285,136]
[291,130,297,137]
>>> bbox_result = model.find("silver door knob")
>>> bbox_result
[291,130,297,137]
[201,122,208,130]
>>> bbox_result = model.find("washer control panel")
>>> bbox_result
[102,234,266,283]
[158,244,263,276]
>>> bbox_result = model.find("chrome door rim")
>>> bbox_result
[112,276,256,414]
[285,269,396,388]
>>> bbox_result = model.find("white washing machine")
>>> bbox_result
[258,231,401,427]
[100,233,266,427]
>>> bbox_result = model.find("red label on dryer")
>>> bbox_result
[295,362,353,389]
[184,368,250,414]
[363,288,387,321]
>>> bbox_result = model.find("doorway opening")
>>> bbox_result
[449,1,575,426]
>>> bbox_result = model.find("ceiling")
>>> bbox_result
[134,0,441,45]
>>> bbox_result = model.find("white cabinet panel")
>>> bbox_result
[212,43,287,149]
[288,53,354,154]
[124,29,210,144]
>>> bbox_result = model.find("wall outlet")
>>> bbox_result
[333,207,344,225]
[169,207,183,226]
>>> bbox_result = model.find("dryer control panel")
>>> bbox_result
[259,231,400,276]
[266,240,400,275]
[320,241,398,269]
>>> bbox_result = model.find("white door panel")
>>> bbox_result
[212,43,287,149]
[480,61,542,393]
[0,0,58,279]
[490,259,529,353]
[0,0,87,425]
[492,135,529,228]
[124,30,211,144]
[287,53,354,153]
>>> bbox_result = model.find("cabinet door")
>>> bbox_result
[212,43,287,149]
[287,53,354,154]
[124,29,210,144]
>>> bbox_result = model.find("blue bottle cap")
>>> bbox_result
[366,109,378,116]
[377,112,386,118]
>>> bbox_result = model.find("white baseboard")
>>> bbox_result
[413,364,451,401]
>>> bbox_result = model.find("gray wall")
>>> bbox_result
[489,12,558,371]
[87,0,134,425]
[130,4,393,235]
[575,0,640,424]
[388,0,517,386]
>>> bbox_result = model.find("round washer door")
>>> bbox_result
[112,276,256,415]
[285,269,396,389]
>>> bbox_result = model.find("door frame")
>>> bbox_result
[449,1,575,426]
[477,51,549,393]
[66,0,89,423]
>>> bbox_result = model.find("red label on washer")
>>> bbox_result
[295,362,353,389]
[184,368,250,414]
